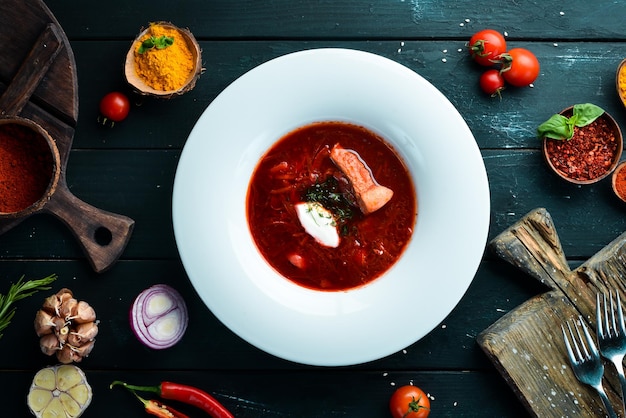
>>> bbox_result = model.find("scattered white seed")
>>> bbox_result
[459,23,465,27]
[390,382,396,386]
[402,349,407,354]
[441,58,447,62]
[441,324,447,329]
[442,49,448,53]
[398,48,402,53]
[560,11,565,16]
[454,402,458,407]
[457,48,463,52]
[553,43,558,47]
[504,31,509,37]
[529,83,535,88]
[465,18,470,23]
[383,372,388,377]
[401,41,405,46]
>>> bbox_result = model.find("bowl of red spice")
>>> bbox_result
[612,161,626,203]
[124,22,202,99]
[538,103,623,185]
[0,117,60,217]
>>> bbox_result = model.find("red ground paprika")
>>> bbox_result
[0,123,54,213]
[615,165,626,201]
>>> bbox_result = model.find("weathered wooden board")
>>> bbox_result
[0,0,133,272]
[478,208,626,417]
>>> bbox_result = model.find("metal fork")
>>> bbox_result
[597,291,626,416]
[563,316,618,418]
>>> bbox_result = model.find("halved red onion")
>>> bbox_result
[130,284,188,349]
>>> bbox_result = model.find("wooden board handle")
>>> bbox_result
[43,185,134,273]
[0,23,62,116]
[489,207,570,291]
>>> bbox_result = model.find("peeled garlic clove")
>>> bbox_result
[27,364,92,418]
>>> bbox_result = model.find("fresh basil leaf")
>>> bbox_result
[537,114,574,140]
[155,35,174,49]
[573,103,604,127]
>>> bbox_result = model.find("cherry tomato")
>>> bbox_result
[479,69,505,97]
[468,29,507,66]
[389,385,431,418]
[99,92,130,124]
[500,48,540,87]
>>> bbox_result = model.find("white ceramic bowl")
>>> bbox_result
[172,48,490,366]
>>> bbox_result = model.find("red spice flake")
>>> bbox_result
[545,116,619,181]
[0,123,54,213]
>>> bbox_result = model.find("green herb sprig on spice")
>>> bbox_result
[0,273,57,340]
[537,103,605,140]
[138,35,174,54]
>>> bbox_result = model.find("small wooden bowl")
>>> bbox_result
[616,58,626,108]
[612,161,626,203]
[124,22,202,99]
[0,117,61,218]
[542,106,623,185]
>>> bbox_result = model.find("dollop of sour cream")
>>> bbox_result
[295,202,340,248]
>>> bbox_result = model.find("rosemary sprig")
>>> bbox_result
[0,273,57,340]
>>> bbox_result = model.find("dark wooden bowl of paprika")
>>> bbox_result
[0,117,61,218]
[542,106,623,185]
[612,161,626,203]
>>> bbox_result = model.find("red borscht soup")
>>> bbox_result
[246,121,416,291]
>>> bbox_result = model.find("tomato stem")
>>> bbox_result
[403,395,430,418]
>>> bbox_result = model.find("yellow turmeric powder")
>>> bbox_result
[619,64,626,103]
[134,24,194,91]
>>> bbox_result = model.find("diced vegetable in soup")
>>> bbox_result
[246,121,417,291]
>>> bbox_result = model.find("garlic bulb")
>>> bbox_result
[34,288,98,363]
[27,364,92,418]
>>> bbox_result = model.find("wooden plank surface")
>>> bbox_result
[1,0,625,416]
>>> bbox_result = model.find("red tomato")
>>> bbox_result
[99,92,130,123]
[479,69,505,97]
[468,29,507,66]
[500,48,540,87]
[389,385,431,418]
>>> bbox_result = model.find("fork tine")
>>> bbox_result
[579,316,600,358]
[567,320,584,361]
[610,291,618,337]
[617,291,626,336]
[598,292,606,339]
[562,324,577,362]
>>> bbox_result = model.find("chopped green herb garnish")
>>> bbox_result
[138,35,174,54]
[304,177,357,235]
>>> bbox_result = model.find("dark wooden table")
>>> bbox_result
[3,0,626,416]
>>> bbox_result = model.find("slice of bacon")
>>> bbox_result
[330,144,393,214]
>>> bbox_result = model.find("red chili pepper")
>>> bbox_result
[111,380,234,418]
[121,389,190,418]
